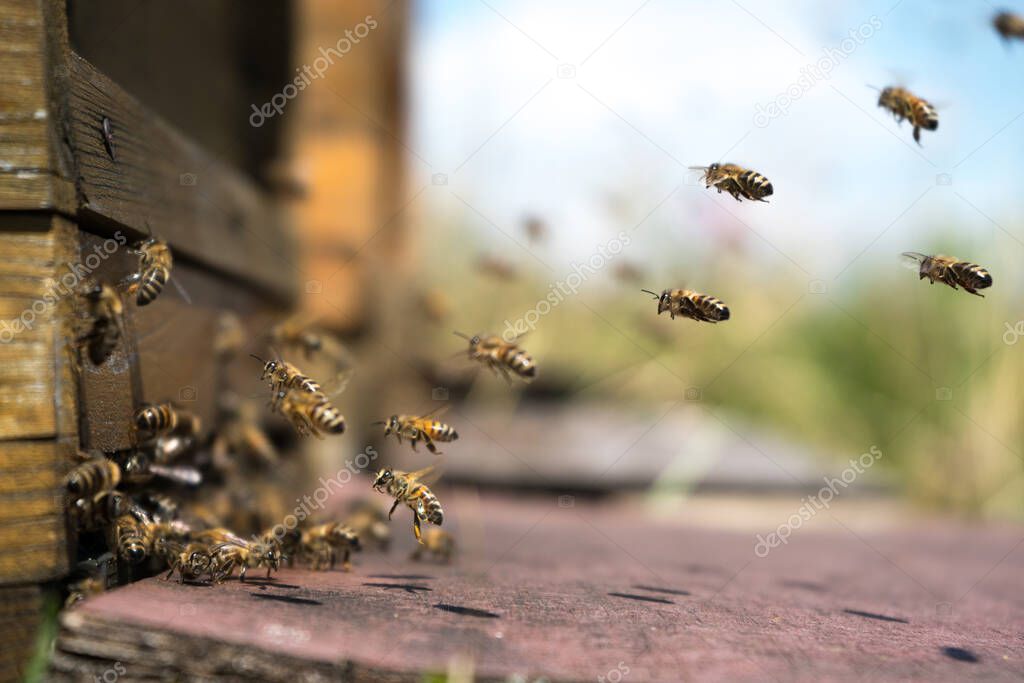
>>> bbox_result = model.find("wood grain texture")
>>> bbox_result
[65,52,297,303]
[0,584,43,683]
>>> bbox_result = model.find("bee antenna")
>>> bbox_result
[640,289,659,299]
[452,331,470,341]
[249,353,266,364]
[370,420,386,426]
[866,84,881,92]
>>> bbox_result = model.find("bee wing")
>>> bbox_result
[322,368,354,398]
[419,404,451,420]
[169,275,192,305]
[147,464,202,487]
[406,464,441,485]
[900,252,928,269]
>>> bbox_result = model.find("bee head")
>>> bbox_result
[123,544,147,564]
[453,331,480,350]
[372,468,394,491]
[251,354,274,380]
[708,163,720,171]
[189,551,211,572]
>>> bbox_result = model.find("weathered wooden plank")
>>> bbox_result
[65,53,297,302]
[0,584,43,683]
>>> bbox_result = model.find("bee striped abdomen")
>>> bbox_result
[116,516,152,564]
[952,262,992,290]
[65,458,121,497]
[309,395,346,434]
[691,294,731,322]
[412,486,444,525]
[914,101,938,131]
[427,421,458,441]
[135,403,178,436]
[136,267,168,306]
[500,345,536,379]
[738,170,773,200]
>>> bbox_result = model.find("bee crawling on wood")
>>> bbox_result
[115,514,154,565]
[373,405,458,455]
[300,522,361,571]
[410,528,455,563]
[641,288,730,323]
[79,283,125,365]
[690,163,773,202]
[874,86,938,145]
[199,528,282,582]
[125,225,175,306]
[372,466,444,544]
[343,500,391,551]
[901,252,993,297]
[455,331,537,383]
[159,542,214,583]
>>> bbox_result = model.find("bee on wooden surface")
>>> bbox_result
[374,406,458,455]
[73,490,149,532]
[65,453,121,500]
[300,522,361,571]
[263,526,302,567]
[159,542,214,583]
[476,254,519,281]
[641,288,731,323]
[65,576,106,608]
[275,387,346,438]
[410,528,455,563]
[135,403,199,439]
[372,466,444,544]
[901,252,993,297]
[690,163,773,202]
[115,514,153,564]
[207,534,282,582]
[80,283,125,365]
[875,86,938,145]
[455,331,537,382]
[994,11,1024,41]
[344,500,391,551]
[127,231,174,306]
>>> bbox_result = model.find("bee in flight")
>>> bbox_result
[455,331,537,382]
[901,252,993,297]
[641,288,730,323]
[374,405,458,455]
[344,499,391,551]
[276,386,346,438]
[126,228,174,306]
[410,528,455,563]
[875,86,938,145]
[994,11,1024,42]
[690,163,773,202]
[135,403,200,439]
[251,355,322,406]
[80,283,125,365]
[372,466,444,544]
[269,314,324,360]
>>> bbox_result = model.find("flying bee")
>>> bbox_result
[211,394,279,472]
[410,528,455,563]
[269,314,324,360]
[300,522,361,571]
[994,11,1024,41]
[126,231,174,306]
[374,405,458,455]
[901,252,993,297]
[344,500,391,551]
[641,288,730,323]
[690,163,773,202]
[875,86,938,145]
[476,254,519,281]
[275,387,346,438]
[372,466,444,544]
[115,514,153,564]
[524,215,546,243]
[65,453,121,500]
[159,542,213,583]
[135,403,199,439]
[80,284,125,365]
[251,354,322,405]
[455,331,537,383]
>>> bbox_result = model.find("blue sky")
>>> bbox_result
[407,1,1024,289]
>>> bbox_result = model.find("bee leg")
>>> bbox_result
[410,437,418,452]
[425,440,440,455]
[913,126,921,144]
[388,499,400,520]
[164,565,176,581]
[342,549,351,572]
[413,516,423,544]
[239,566,247,582]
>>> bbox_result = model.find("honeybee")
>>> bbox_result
[81,284,125,365]
[127,233,173,306]
[343,500,391,551]
[115,514,153,564]
[159,542,214,583]
[418,288,451,323]
[410,528,455,563]
[641,288,730,323]
[476,254,519,281]
[121,449,202,487]
[65,453,121,500]
[252,355,322,404]
[524,215,546,243]
[65,576,106,608]
[994,11,1024,41]
[74,490,148,531]
[374,406,459,455]
[455,331,537,382]
[300,523,361,571]
[876,86,938,145]
[135,403,200,439]
[690,163,773,202]
[901,252,993,297]
[266,526,302,567]
[276,387,346,438]
[211,394,279,472]
[207,533,282,582]
[372,466,444,544]
[269,314,323,360]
